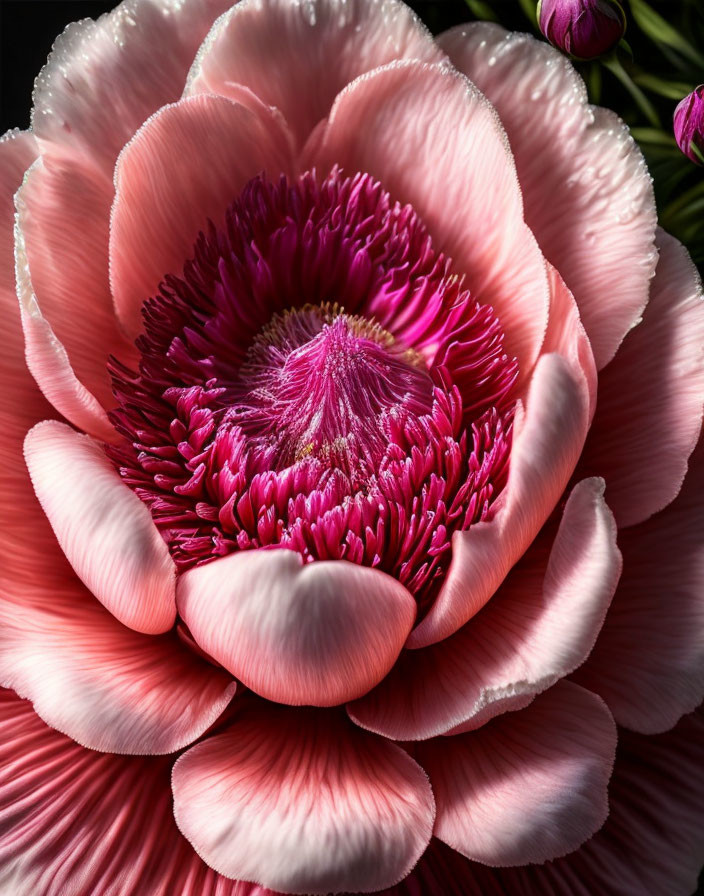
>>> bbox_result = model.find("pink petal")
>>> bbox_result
[172,701,435,894]
[31,0,234,178]
[573,433,704,734]
[417,681,616,866]
[439,23,657,370]
[14,186,117,443]
[0,687,253,895]
[0,131,58,588]
[579,230,704,527]
[15,154,137,427]
[186,0,443,147]
[24,421,176,635]
[349,477,620,740]
[309,60,550,379]
[177,549,416,706]
[459,707,704,895]
[110,93,292,338]
[0,579,235,754]
[408,350,591,648]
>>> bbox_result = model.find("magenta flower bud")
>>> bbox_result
[538,0,627,60]
[674,85,704,164]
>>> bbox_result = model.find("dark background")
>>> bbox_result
[1,1,703,893]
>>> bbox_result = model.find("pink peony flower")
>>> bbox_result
[1,1,703,893]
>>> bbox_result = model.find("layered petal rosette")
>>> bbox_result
[1,2,703,894]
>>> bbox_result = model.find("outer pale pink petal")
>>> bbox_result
[110,93,293,338]
[15,154,138,424]
[172,702,435,894]
[0,131,58,587]
[579,230,704,527]
[14,179,117,443]
[24,421,176,635]
[31,0,236,178]
[439,23,658,370]
[349,477,620,740]
[573,436,704,734]
[186,0,443,146]
[456,707,704,896]
[310,60,550,378]
[0,578,236,754]
[417,681,616,867]
[177,549,416,706]
[0,688,262,896]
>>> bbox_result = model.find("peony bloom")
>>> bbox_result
[537,0,626,59]
[1,0,703,893]
[674,84,704,164]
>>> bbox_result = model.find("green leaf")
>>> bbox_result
[629,0,704,68]
[517,0,538,29]
[630,127,678,147]
[602,54,661,127]
[690,141,704,166]
[464,0,499,20]
[586,62,603,104]
[632,72,696,100]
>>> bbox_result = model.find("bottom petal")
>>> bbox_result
[172,701,435,895]
[417,681,617,866]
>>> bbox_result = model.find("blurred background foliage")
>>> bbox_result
[408,0,704,272]
[1,0,703,268]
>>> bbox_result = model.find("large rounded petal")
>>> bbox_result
[439,23,657,370]
[186,0,443,146]
[24,421,176,635]
[172,702,435,894]
[31,0,235,178]
[451,706,704,895]
[0,687,254,896]
[177,549,416,706]
[110,93,293,338]
[349,477,620,740]
[417,682,616,867]
[0,569,235,754]
[14,171,118,442]
[573,433,704,734]
[579,229,704,527]
[309,59,551,379]
[15,159,134,426]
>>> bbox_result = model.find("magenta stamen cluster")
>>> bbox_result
[108,169,518,609]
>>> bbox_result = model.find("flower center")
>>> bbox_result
[108,169,519,610]
[235,306,433,476]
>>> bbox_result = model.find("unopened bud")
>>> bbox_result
[674,86,704,165]
[537,0,627,60]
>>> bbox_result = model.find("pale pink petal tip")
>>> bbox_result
[24,420,176,634]
[172,703,435,893]
[177,549,416,706]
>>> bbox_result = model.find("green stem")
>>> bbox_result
[602,54,661,128]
